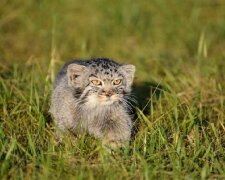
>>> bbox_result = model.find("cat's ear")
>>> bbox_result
[120,64,136,86]
[67,64,86,86]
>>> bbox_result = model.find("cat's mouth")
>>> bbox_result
[85,94,119,107]
[97,95,118,104]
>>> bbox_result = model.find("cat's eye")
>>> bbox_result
[91,79,102,86]
[113,79,122,85]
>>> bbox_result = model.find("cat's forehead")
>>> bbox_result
[88,59,119,68]
[87,59,123,79]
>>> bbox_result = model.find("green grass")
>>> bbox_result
[0,0,225,179]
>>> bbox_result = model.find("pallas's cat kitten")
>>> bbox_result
[49,58,135,148]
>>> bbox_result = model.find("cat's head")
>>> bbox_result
[67,59,135,107]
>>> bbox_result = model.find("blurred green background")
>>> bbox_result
[1,0,225,82]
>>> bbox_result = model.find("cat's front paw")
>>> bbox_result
[102,139,128,150]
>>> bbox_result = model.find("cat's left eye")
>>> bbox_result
[113,79,122,85]
[91,79,102,86]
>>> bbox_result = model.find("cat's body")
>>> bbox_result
[49,58,135,148]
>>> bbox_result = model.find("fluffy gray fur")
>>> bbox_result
[49,58,136,148]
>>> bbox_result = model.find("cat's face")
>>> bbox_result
[86,71,127,106]
[67,59,135,107]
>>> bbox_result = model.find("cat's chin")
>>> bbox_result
[100,100,115,106]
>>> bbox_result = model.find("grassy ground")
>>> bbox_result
[0,0,225,179]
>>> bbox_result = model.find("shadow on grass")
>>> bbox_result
[132,81,166,114]
[131,81,168,139]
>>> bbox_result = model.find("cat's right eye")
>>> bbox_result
[91,79,102,86]
[113,79,122,85]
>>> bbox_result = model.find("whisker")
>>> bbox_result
[122,99,136,109]
[129,93,137,98]
[124,97,138,104]
[119,99,133,109]
[127,97,137,103]
[121,102,133,112]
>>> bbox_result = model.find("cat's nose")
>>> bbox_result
[103,90,113,97]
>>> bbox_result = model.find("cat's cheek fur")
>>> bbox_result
[85,95,99,108]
